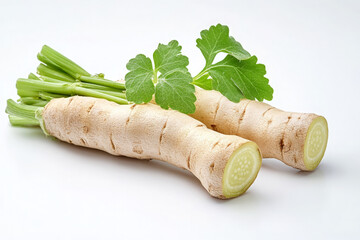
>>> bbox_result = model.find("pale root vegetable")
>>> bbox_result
[41,96,262,199]
[189,88,328,171]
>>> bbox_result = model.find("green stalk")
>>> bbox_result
[17,78,71,94]
[6,46,131,129]
[153,69,158,84]
[17,89,39,97]
[79,76,125,90]
[39,76,67,83]
[6,99,41,120]
[37,53,64,72]
[17,88,68,100]
[40,45,91,78]
[8,115,39,127]
[16,78,128,104]
[97,89,126,99]
[36,45,128,102]
[28,73,40,80]
[192,68,208,82]
[37,63,75,82]
[78,81,123,92]
[10,45,130,127]
[39,92,68,101]
[37,75,122,93]
[20,97,48,107]
[75,88,129,104]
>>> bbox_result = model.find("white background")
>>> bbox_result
[1,0,360,239]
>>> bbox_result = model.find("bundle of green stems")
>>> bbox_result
[6,45,128,127]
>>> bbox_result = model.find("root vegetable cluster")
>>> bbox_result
[5,24,328,199]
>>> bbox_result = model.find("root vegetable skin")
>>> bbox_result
[190,88,328,171]
[42,96,262,198]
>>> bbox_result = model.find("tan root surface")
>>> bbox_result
[42,96,262,198]
[190,88,328,171]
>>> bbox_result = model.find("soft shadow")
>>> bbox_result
[296,160,337,178]
[261,158,299,175]
[260,157,341,185]
[209,189,267,208]
[261,157,336,178]
[10,126,45,139]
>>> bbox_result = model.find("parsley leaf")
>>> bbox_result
[153,40,189,73]
[155,70,196,113]
[194,24,273,102]
[125,24,274,113]
[154,40,195,113]
[125,54,155,104]
[196,23,251,67]
[125,41,196,114]
[210,55,273,102]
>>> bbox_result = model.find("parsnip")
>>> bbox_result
[33,97,262,199]
[190,88,328,171]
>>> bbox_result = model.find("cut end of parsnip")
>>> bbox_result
[222,142,262,198]
[303,116,328,171]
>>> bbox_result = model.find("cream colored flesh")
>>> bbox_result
[42,96,262,199]
[303,117,328,170]
[223,142,262,198]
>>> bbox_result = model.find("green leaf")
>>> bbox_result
[153,40,189,73]
[196,24,251,66]
[194,24,274,102]
[209,55,273,102]
[124,41,196,113]
[125,54,155,103]
[155,70,196,113]
[192,73,213,90]
[153,40,196,113]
